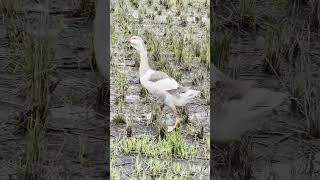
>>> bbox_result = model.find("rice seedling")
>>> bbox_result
[0,0,19,18]
[134,154,144,177]
[181,56,193,71]
[178,106,190,124]
[113,1,128,26]
[96,80,109,109]
[195,16,201,23]
[180,14,188,27]
[119,131,208,160]
[166,15,173,26]
[172,35,184,63]
[19,117,47,180]
[150,36,162,62]
[113,69,128,123]
[132,155,204,179]
[287,0,308,16]
[175,0,185,9]
[74,0,95,21]
[263,28,282,75]
[130,0,139,8]
[239,0,256,29]
[204,0,209,7]
[187,0,192,7]
[160,0,172,10]
[113,96,126,124]
[279,23,301,67]
[157,9,162,15]
[200,43,210,65]
[165,63,182,81]
[139,85,148,98]
[201,84,210,105]
[212,33,232,70]
[126,123,133,138]
[110,157,120,180]
[228,64,240,80]
[14,13,52,179]
[114,70,128,105]
[78,134,88,165]
[148,158,168,177]
[288,72,306,113]
[193,42,201,58]
[192,71,204,85]
[309,0,320,30]
[224,137,253,180]
[303,84,320,137]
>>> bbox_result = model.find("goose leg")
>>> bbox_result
[146,104,164,123]
[159,104,164,119]
[168,105,181,132]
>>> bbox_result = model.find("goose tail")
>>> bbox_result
[174,89,200,106]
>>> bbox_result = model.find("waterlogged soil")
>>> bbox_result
[0,0,106,179]
[213,0,320,179]
[110,0,210,179]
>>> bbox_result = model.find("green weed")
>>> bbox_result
[309,0,320,30]
[263,28,281,75]
[240,0,256,29]
[212,33,232,70]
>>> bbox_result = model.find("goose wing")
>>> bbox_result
[144,70,180,91]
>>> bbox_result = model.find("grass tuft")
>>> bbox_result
[263,28,281,75]
[240,0,256,29]
[212,33,232,70]
[309,0,320,30]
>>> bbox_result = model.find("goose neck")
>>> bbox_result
[139,48,150,75]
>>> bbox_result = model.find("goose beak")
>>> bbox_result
[124,37,130,44]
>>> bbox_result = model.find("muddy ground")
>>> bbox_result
[212,0,320,179]
[0,0,107,179]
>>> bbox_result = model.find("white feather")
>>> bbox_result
[153,78,179,91]
[141,70,179,93]
[174,89,200,106]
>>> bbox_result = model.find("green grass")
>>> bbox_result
[288,73,306,113]
[263,28,281,75]
[111,131,209,179]
[75,0,95,21]
[192,71,204,85]
[310,0,320,30]
[113,95,126,124]
[119,131,209,160]
[288,0,307,16]
[0,0,19,18]
[172,35,185,63]
[10,12,52,179]
[160,0,172,10]
[130,0,139,8]
[180,14,188,27]
[279,23,300,67]
[303,84,320,137]
[110,156,121,180]
[113,69,128,123]
[240,0,256,29]
[212,33,232,70]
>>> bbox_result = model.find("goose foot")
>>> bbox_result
[167,117,181,132]
[167,125,176,132]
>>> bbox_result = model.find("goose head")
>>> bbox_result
[127,36,146,53]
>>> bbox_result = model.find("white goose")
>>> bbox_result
[212,65,286,142]
[127,36,200,132]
